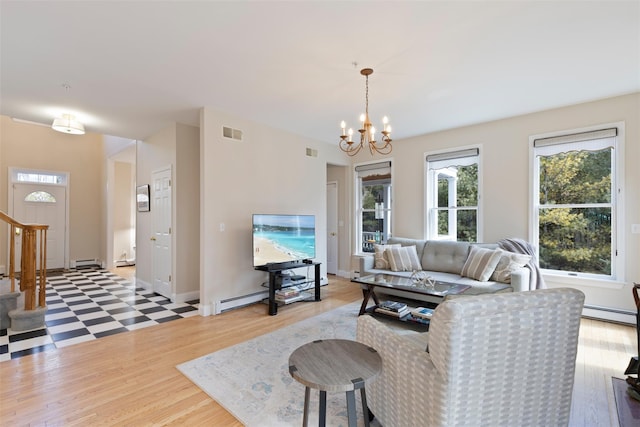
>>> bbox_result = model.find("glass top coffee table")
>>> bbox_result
[352,273,473,316]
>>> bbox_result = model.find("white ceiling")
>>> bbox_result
[1,1,639,143]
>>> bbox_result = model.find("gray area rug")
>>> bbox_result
[177,301,382,426]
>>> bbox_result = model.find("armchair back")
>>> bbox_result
[357,288,584,427]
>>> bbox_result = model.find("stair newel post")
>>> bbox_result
[20,226,37,311]
[38,228,48,307]
[9,224,16,293]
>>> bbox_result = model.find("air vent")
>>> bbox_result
[306,148,318,157]
[222,126,243,141]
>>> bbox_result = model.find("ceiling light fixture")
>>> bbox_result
[52,113,85,135]
[339,68,392,156]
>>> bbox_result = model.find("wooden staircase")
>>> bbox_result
[0,211,48,331]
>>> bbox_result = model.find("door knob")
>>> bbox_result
[330,232,337,236]
[150,236,156,241]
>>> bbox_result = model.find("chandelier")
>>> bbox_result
[339,68,392,156]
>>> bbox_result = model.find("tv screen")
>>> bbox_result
[253,214,316,267]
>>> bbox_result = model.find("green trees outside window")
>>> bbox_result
[436,164,478,242]
[426,148,480,242]
[538,149,612,275]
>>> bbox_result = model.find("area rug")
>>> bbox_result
[177,301,382,426]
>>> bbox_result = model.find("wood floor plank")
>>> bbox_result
[0,275,636,426]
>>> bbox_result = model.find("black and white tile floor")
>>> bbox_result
[0,268,199,362]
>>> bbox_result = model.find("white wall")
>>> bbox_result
[175,123,200,297]
[347,93,639,313]
[199,107,346,314]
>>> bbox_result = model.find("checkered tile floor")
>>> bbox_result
[0,268,199,362]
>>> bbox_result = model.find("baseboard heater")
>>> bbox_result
[73,259,100,268]
[216,290,268,314]
[583,304,635,325]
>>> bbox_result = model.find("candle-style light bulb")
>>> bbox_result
[382,116,389,132]
[370,126,376,140]
[360,114,365,125]
[387,125,392,134]
[340,121,346,136]
[348,128,353,142]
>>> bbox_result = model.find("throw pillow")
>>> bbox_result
[490,252,532,283]
[461,246,503,282]
[374,243,400,269]
[385,246,422,272]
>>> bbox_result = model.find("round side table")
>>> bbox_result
[288,339,382,427]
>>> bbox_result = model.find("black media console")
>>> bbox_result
[255,261,321,315]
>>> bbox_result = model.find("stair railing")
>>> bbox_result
[1,211,49,310]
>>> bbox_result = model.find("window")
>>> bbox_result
[425,148,479,242]
[532,126,621,279]
[356,161,392,253]
[24,191,56,203]
[12,169,67,186]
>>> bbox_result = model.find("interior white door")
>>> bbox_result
[152,168,172,298]
[12,183,66,271]
[326,181,338,275]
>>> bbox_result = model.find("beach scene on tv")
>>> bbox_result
[253,214,315,267]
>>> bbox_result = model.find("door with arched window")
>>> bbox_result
[12,181,67,271]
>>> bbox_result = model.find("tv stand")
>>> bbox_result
[256,262,321,315]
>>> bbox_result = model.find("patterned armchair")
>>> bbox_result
[356,288,584,427]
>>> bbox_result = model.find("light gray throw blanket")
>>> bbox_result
[498,238,546,290]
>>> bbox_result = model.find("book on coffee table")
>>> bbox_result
[378,300,408,312]
[410,307,434,319]
[375,306,410,318]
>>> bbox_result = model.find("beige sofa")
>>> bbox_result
[358,237,531,304]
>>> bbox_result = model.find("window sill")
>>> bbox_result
[542,272,625,290]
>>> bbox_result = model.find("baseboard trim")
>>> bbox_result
[583,304,635,325]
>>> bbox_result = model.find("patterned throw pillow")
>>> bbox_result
[374,243,401,269]
[461,246,503,282]
[385,246,422,272]
[490,252,532,283]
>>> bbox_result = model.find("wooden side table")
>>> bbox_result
[288,339,382,427]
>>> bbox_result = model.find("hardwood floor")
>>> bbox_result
[0,275,636,426]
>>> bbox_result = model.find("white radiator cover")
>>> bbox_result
[583,304,635,324]
[215,290,268,314]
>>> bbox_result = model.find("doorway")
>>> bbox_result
[151,166,172,298]
[326,181,338,275]
[9,169,68,271]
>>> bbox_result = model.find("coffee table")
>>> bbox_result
[288,339,382,427]
[353,273,474,316]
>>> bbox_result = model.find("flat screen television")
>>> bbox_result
[252,214,316,268]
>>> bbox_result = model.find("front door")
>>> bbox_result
[12,183,67,271]
[152,167,172,298]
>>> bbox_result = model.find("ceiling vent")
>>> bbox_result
[306,148,318,158]
[222,126,243,141]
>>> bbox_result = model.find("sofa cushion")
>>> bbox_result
[387,237,428,261]
[422,240,471,274]
[386,246,422,272]
[374,243,401,269]
[461,246,502,281]
[490,251,532,283]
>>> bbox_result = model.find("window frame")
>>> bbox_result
[354,160,393,254]
[424,146,482,242]
[529,122,625,282]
